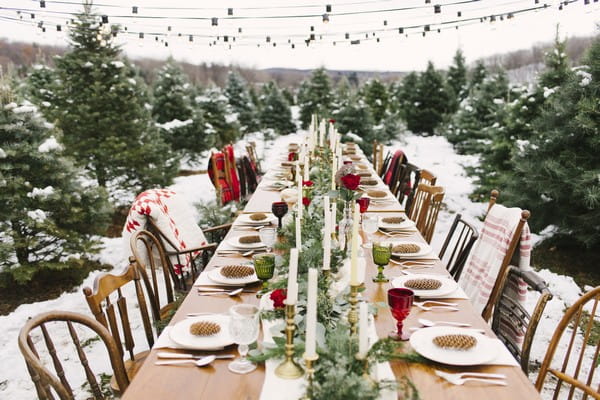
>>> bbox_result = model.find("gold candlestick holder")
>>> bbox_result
[275,304,304,379]
[302,353,319,400]
[348,284,360,335]
[355,354,376,386]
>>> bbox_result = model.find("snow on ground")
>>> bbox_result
[0,130,595,399]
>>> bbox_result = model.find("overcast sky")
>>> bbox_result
[0,0,598,71]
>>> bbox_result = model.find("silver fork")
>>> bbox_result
[414,300,459,312]
[434,370,507,386]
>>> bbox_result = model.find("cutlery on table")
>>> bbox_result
[155,356,216,367]
[378,230,413,237]
[196,287,255,293]
[197,288,244,297]
[217,249,265,257]
[399,270,445,276]
[233,225,265,231]
[413,300,459,312]
[434,370,507,386]
[157,352,235,360]
[390,259,435,268]
[418,318,471,328]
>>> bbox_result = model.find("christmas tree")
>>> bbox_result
[394,72,419,121]
[47,5,178,193]
[468,61,488,92]
[196,86,239,148]
[259,81,296,135]
[153,59,209,160]
[446,49,468,113]
[332,94,374,154]
[361,78,389,124]
[0,87,110,284]
[501,37,598,248]
[298,67,333,128]
[404,61,449,135]
[224,71,260,134]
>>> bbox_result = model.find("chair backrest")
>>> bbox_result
[18,311,129,400]
[400,163,422,211]
[535,286,600,399]
[492,266,552,374]
[223,144,241,202]
[438,213,479,280]
[379,150,392,179]
[383,150,406,187]
[83,262,155,361]
[236,157,248,199]
[411,184,445,243]
[418,168,437,186]
[130,230,176,324]
[246,141,261,173]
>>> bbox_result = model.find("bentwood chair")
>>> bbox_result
[19,311,130,400]
[491,265,552,374]
[378,150,392,179]
[407,183,445,243]
[83,262,155,392]
[535,286,600,399]
[438,213,479,280]
[130,230,177,324]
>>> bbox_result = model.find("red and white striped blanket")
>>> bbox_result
[122,189,208,275]
[460,204,532,330]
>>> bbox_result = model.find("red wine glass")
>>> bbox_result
[387,288,414,341]
[356,197,370,221]
[271,201,288,229]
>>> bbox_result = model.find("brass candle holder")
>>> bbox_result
[347,284,360,336]
[355,354,376,386]
[302,353,319,400]
[275,304,304,379]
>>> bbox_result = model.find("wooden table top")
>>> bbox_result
[122,153,541,400]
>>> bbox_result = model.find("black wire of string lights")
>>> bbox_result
[0,0,592,49]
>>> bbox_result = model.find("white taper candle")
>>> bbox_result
[305,268,318,358]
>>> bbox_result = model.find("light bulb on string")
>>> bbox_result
[211,17,218,26]
[40,1,45,8]
[132,6,138,14]
[322,13,329,23]
[326,4,331,12]
[228,8,233,16]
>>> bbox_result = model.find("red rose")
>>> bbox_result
[270,289,287,309]
[329,119,336,124]
[288,152,297,161]
[341,174,361,191]
[302,197,311,207]
[302,180,314,187]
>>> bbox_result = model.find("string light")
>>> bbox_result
[211,17,218,26]
[227,8,233,16]
[322,13,329,23]
[326,4,332,13]
[434,4,441,14]
[132,6,138,14]
[39,1,45,8]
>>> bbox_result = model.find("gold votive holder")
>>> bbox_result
[274,304,304,379]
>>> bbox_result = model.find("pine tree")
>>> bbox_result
[395,72,419,121]
[404,62,449,135]
[224,71,260,134]
[46,6,178,192]
[26,64,56,108]
[152,59,209,159]
[501,39,599,248]
[361,78,389,124]
[332,94,374,154]
[196,86,239,148]
[469,61,488,92]
[0,90,110,284]
[446,50,468,113]
[259,82,296,135]
[298,67,333,128]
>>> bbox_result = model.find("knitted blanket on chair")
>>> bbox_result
[122,189,208,275]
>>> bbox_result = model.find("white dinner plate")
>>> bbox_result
[169,314,234,350]
[364,191,395,202]
[392,274,458,298]
[207,266,259,285]
[386,241,432,258]
[226,236,265,249]
[409,327,498,366]
[378,216,415,230]
[237,213,277,226]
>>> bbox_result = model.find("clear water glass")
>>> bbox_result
[259,227,277,251]
[362,214,378,246]
[228,304,260,374]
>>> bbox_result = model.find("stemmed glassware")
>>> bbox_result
[372,242,392,282]
[387,288,414,341]
[253,253,275,297]
[361,214,378,247]
[271,201,288,229]
[228,304,260,374]
[259,227,277,252]
[356,197,370,222]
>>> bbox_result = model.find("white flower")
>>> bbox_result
[27,209,47,223]
[38,136,63,153]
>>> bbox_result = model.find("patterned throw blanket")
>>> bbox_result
[460,204,532,337]
[122,189,208,275]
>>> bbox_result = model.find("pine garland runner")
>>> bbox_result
[248,143,422,399]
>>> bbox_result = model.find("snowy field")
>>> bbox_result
[0,129,594,399]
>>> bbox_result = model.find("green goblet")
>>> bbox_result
[372,242,392,283]
[253,253,276,297]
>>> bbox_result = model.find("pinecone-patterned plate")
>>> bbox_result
[208,265,258,285]
[387,241,432,258]
[409,327,497,366]
[227,235,265,249]
[392,273,457,297]
[170,314,234,350]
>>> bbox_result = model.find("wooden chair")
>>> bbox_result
[246,141,261,173]
[83,262,155,391]
[411,184,445,243]
[130,230,177,323]
[378,150,392,179]
[438,213,479,280]
[418,168,437,186]
[492,265,552,374]
[18,311,129,400]
[535,286,600,399]
[208,151,233,205]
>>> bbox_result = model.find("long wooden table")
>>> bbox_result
[122,149,541,400]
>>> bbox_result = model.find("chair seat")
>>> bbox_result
[111,350,151,394]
